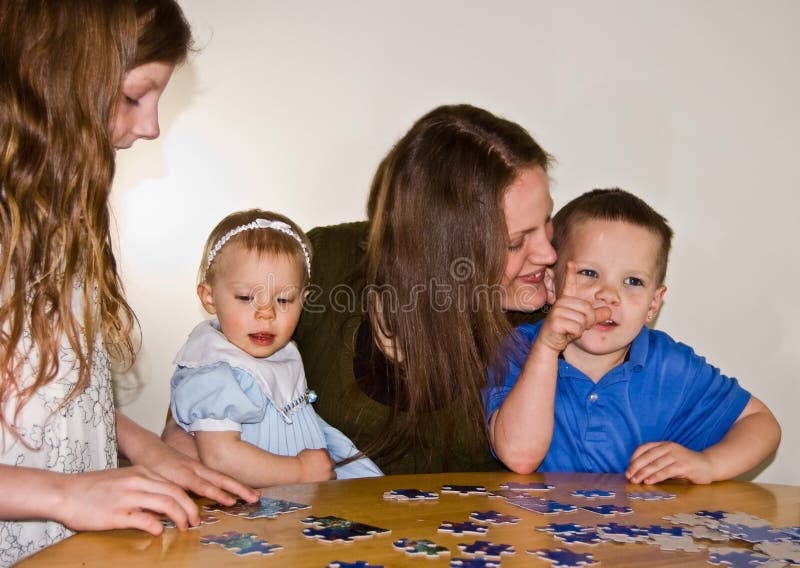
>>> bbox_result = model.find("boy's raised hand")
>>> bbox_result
[536,261,612,353]
[626,441,714,485]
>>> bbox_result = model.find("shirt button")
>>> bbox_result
[589,393,599,402]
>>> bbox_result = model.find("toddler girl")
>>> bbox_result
[169,210,382,484]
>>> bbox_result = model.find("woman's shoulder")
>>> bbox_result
[307,221,369,255]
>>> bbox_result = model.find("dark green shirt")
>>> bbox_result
[294,221,544,474]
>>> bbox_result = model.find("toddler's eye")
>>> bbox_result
[236,295,253,302]
[276,297,293,305]
[578,269,598,279]
[624,277,644,287]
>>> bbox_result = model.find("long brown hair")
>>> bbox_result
[364,104,552,464]
[0,0,192,438]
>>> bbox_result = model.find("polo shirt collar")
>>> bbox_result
[557,325,650,384]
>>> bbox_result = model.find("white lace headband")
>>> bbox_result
[205,218,311,278]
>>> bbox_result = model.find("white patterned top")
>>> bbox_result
[0,321,117,566]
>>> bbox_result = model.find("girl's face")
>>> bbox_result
[111,61,175,149]
[500,166,557,311]
[197,245,305,359]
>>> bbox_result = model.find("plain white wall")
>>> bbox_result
[111,0,799,485]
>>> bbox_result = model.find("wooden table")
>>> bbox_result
[20,472,799,567]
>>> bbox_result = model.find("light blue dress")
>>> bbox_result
[170,320,381,479]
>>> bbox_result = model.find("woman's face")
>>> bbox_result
[111,61,175,149]
[500,165,557,311]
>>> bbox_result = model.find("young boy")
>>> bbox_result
[483,188,780,484]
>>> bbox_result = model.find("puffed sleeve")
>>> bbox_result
[170,363,267,433]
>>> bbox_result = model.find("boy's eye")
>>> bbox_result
[578,269,598,279]
[624,277,644,287]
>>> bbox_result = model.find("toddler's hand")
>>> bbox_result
[536,261,611,354]
[297,448,336,482]
[626,441,715,485]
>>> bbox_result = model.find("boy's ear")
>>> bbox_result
[197,282,217,315]
[647,285,667,322]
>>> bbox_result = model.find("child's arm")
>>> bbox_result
[117,412,259,503]
[194,430,336,487]
[489,263,610,473]
[0,463,199,533]
[626,396,781,484]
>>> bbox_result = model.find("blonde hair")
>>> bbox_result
[200,209,313,288]
[0,0,192,437]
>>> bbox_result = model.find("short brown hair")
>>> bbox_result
[552,188,674,285]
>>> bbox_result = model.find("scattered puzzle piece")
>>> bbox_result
[755,540,800,564]
[327,562,384,568]
[697,510,729,521]
[663,513,720,528]
[689,525,730,542]
[718,522,794,543]
[442,484,488,496]
[626,491,676,501]
[457,540,515,559]
[537,523,592,536]
[393,538,450,558]
[200,531,282,556]
[528,548,599,567]
[203,496,310,519]
[449,558,501,568]
[160,513,219,529]
[301,516,390,543]
[438,521,489,536]
[571,489,615,499]
[469,510,521,525]
[487,489,531,499]
[499,481,554,492]
[506,497,576,515]
[708,546,772,567]
[581,504,633,516]
[596,522,649,543]
[383,488,439,501]
[721,513,771,527]
[648,534,706,552]
[554,530,606,546]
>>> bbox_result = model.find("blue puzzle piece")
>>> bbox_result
[718,522,795,543]
[438,521,489,535]
[643,524,691,537]
[499,481,554,492]
[469,510,520,525]
[778,526,800,541]
[707,548,772,567]
[507,497,576,515]
[327,562,384,568]
[393,538,450,558]
[441,484,488,495]
[581,504,633,516]
[528,548,599,567]
[571,489,615,499]
[596,522,649,542]
[554,530,606,545]
[537,523,591,535]
[457,540,515,559]
[383,488,439,500]
[449,558,501,568]
[697,510,729,520]
[200,532,282,556]
[626,491,676,501]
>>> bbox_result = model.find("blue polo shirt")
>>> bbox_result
[482,321,751,473]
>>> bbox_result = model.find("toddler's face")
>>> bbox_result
[198,245,305,358]
[556,219,666,366]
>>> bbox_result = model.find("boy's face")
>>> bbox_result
[198,245,305,358]
[557,219,666,367]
